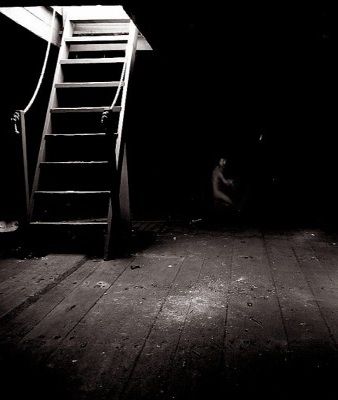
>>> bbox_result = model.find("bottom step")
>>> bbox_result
[28,221,108,256]
[30,220,107,226]
[32,191,110,222]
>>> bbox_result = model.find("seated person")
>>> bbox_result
[211,157,235,219]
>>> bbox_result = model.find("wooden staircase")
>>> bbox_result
[28,8,138,259]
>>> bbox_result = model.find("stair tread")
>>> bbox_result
[55,81,125,88]
[40,161,109,164]
[65,35,129,43]
[73,25,129,36]
[69,18,130,23]
[35,190,110,194]
[46,133,106,137]
[50,106,121,113]
[30,220,107,225]
[70,43,127,52]
[60,57,125,64]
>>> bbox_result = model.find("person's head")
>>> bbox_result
[218,158,227,168]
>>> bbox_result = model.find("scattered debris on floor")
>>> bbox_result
[250,317,263,326]
[130,265,141,270]
[190,218,203,224]
[94,281,110,289]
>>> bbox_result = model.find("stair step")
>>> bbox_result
[51,112,118,134]
[65,35,129,43]
[35,191,110,194]
[60,58,125,65]
[70,43,126,52]
[40,161,109,165]
[70,18,130,24]
[55,85,122,108]
[46,133,106,137]
[61,60,123,83]
[32,191,110,222]
[73,23,129,36]
[50,107,121,113]
[55,81,124,88]
[45,134,110,162]
[30,221,107,226]
[38,161,110,191]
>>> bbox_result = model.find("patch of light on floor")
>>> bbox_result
[161,278,227,324]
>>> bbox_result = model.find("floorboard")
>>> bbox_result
[47,253,184,399]
[0,258,33,283]
[0,259,99,344]
[0,227,337,400]
[163,235,233,400]
[0,255,85,320]
[222,233,288,399]
[20,258,132,362]
[121,244,209,399]
[264,233,337,399]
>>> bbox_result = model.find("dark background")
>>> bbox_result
[0,2,337,227]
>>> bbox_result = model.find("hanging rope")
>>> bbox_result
[108,23,138,112]
[109,59,127,111]
[23,9,56,114]
[101,43,128,130]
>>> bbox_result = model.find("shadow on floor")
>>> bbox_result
[0,339,337,400]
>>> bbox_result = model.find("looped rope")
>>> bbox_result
[109,59,127,111]
[23,9,56,114]
[10,111,21,135]
[101,43,128,129]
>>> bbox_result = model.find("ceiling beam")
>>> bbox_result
[0,5,152,50]
[0,6,61,46]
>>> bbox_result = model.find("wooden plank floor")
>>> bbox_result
[0,225,337,400]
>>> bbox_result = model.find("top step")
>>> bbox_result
[70,18,130,23]
[65,35,129,44]
[65,5,130,24]
[60,58,125,65]
[73,23,129,36]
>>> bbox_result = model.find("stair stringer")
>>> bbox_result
[104,22,138,259]
[28,16,74,221]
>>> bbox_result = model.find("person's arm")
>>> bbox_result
[219,173,234,187]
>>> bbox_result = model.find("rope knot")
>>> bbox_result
[10,111,21,135]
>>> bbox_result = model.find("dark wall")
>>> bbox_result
[0,13,58,220]
[126,7,337,226]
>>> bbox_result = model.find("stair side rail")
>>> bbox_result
[103,21,138,259]
[28,12,74,222]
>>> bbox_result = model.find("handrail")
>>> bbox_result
[23,9,56,114]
